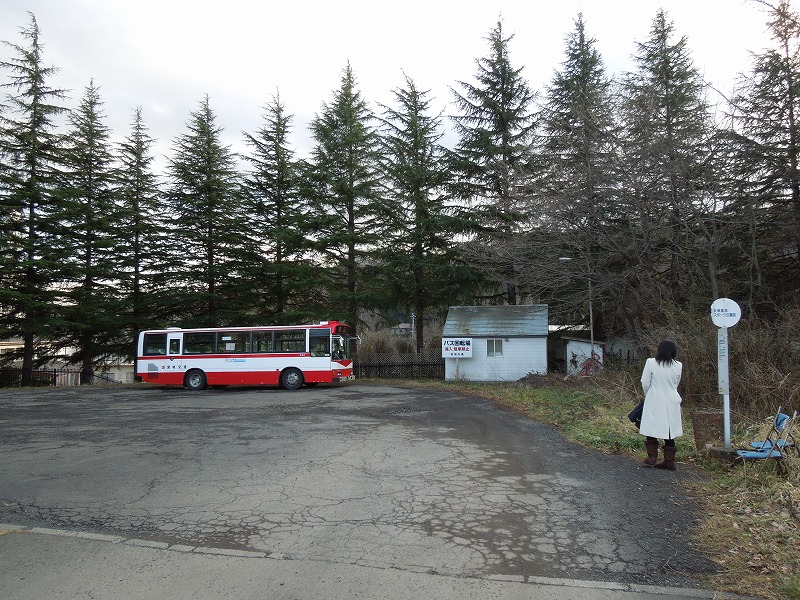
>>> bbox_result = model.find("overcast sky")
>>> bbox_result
[0,0,776,168]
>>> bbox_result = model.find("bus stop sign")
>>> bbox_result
[711,298,741,448]
[711,298,741,328]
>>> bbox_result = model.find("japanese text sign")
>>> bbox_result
[442,338,472,358]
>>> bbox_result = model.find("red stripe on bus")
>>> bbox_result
[138,369,352,387]
[138,353,312,360]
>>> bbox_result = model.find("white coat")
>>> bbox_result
[639,357,683,439]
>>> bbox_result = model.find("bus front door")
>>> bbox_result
[165,333,184,383]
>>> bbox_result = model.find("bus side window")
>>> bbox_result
[144,333,167,355]
[274,330,305,353]
[183,332,215,354]
[217,331,250,353]
[169,338,180,355]
[252,331,272,353]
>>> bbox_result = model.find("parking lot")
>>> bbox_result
[0,383,720,598]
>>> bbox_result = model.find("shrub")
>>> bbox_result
[632,306,799,417]
[357,330,416,354]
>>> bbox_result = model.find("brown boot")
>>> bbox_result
[642,439,659,467]
[655,446,677,470]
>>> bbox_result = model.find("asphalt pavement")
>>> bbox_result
[0,383,753,599]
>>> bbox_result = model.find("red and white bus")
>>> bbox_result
[136,321,356,390]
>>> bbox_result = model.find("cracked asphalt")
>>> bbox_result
[0,383,724,598]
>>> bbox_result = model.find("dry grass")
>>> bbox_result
[689,417,800,600]
[691,472,800,599]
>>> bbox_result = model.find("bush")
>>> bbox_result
[357,330,416,354]
[633,306,800,417]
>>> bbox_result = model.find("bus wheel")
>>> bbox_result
[184,369,207,391]
[280,368,303,391]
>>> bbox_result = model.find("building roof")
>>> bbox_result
[443,305,549,337]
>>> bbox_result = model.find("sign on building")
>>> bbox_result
[442,338,472,358]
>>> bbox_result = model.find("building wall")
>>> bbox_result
[565,339,604,376]
[100,364,136,383]
[445,337,547,381]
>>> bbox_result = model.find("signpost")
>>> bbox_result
[710,298,741,448]
[442,338,472,380]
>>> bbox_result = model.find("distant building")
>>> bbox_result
[442,305,548,382]
[550,335,605,376]
[390,323,412,335]
[0,338,134,383]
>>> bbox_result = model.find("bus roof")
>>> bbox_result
[139,321,350,335]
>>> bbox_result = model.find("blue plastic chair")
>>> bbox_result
[737,410,796,478]
[748,410,795,453]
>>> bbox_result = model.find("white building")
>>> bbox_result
[0,338,134,383]
[558,336,605,376]
[442,305,548,382]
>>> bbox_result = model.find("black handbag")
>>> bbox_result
[628,400,644,427]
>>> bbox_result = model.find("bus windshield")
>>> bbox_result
[331,335,349,361]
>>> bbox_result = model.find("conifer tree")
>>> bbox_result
[533,14,617,333]
[728,0,800,305]
[54,81,120,383]
[116,107,163,345]
[308,63,382,328]
[166,96,246,326]
[618,9,712,324]
[0,14,67,383]
[242,93,312,323]
[451,20,536,305]
[378,74,476,350]
[539,15,616,233]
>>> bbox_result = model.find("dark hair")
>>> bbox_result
[655,340,678,366]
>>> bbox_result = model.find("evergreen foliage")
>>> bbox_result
[0,13,67,383]
[54,81,120,382]
[116,107,163,344]
[529,14,618,332]
[617,9,714,331]
[242,93,316,324]
[727,0,800,307]
[377,74,478,350]
[450,20,537,305]
[308,63,382,328]
[0,6,799,374]
[165,96,247,326]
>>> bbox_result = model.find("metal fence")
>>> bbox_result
[0,367,117,387]
[354,349,444,380]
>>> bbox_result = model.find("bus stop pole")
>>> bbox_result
[718,326,731,449]
[723,391,731,448]
[711,299,740,449]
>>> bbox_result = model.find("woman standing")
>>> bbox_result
[639,340,683,470]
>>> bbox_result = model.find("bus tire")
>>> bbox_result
[280,368,303,391]
[184,369,208,391]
